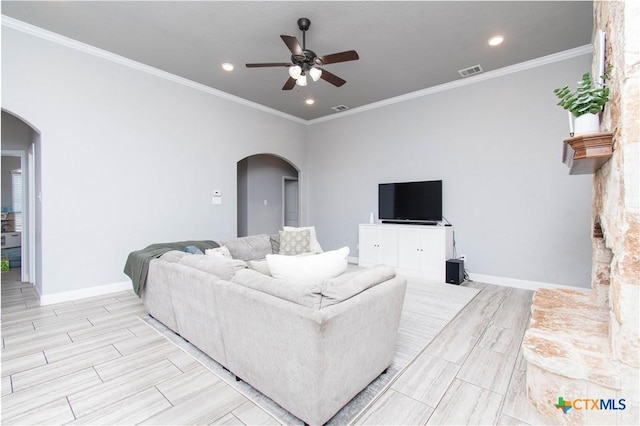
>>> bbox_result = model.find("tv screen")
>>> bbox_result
[379,180,442,222]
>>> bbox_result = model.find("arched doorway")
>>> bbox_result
[1,110,41,288]
[237,154,299,237]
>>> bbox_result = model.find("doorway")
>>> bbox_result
[237,154,299,237]
[283,177,299,227]
[1,110,40,287]
[2,151,28,282]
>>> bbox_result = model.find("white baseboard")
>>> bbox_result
[39,280,133,305]
[468,273,590,292]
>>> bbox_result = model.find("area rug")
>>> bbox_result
[141,275,479,425]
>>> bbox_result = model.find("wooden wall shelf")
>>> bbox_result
[562,132,613,175]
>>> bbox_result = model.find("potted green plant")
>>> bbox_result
[554,71,610,136]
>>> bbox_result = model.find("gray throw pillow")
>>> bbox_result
[279,229,311,255]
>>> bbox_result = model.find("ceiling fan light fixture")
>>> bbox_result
[289,65,302,79]
[488,35,504,46]
[296,74,308,86]
[221,63,234,71]
[245,18,359,91]
[309,67,322,82]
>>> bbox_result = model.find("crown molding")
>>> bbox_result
[3,15,591,127]
[1,16,307,125]
[307,44,593,125]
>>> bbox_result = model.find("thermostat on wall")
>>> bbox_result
[212,189,222,205]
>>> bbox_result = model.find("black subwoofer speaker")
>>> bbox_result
[446,259,464,285]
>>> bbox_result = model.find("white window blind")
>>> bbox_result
[11,169,22,231]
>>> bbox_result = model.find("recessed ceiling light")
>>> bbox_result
[305,98,315,105]
[221,63,234,71]
[488,35,504,46]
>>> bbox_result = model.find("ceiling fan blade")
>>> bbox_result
[281,35,304,57]
[282,77,297,90]
[319,68,346,87]
[245,63,292,68]
[318,50,359,65]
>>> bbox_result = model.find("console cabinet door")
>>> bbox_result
[397,228,422,270]
[398,227,447,278]
[358,225,397,267]
[358,225,379,265]
[419,228,446,277]
[378,227,398,266]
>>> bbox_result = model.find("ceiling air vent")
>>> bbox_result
[331,105,350,112]
[458,64,483,77]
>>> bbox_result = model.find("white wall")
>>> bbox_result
[2,21,595,294]
[306,54,594,288]
[1,26,307,296]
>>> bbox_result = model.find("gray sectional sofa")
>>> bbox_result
[140,234,407,425]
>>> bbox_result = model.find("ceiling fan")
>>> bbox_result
[246,17,359,90]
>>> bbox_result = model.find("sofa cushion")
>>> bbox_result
[222,234,273,261]
[265,247,349,285]
[279,229,311,255]
[159,250,189,263]
[177,254,247,281]
[231,269,323,310]
[320,265,397,308]
[283,226,323,253]
[247,259,271,276]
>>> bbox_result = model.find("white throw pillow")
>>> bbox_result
[266,247,349,285]
[205,245,233,259]
[283,226,323,253]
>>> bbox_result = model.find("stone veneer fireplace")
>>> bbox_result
[522,1,639,424]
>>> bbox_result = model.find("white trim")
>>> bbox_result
[468,273,590,292]
[308,45,592,125]
[1,16,306,125]
[39,280,133,305]
[2,15,591,127]
[28,144,36,288]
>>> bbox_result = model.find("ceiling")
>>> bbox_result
[2,1,593,121]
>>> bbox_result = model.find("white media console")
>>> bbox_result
[358,223,454,282]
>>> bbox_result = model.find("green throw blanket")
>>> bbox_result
[124,240,219,296]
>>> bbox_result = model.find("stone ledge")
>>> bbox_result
[522,289,620,390]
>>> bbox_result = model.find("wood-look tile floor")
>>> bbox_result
[1,268,554,425]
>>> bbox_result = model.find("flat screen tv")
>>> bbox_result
[379,180,442,223]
